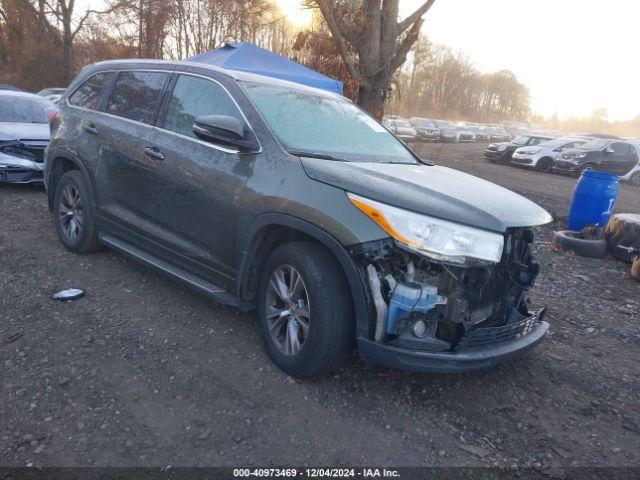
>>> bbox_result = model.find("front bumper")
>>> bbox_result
[511,153,536,167]
[357,309,549,373]
[553,160,578,174]
[484,149,501,160]
[0,154,44,184]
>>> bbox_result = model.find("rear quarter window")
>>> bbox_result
[68,72,114,110]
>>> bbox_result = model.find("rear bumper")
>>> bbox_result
[0,154,44,184]
[357,311,549,373]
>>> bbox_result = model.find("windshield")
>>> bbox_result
[243,82,418,164]
[0,96,48,123]
[577,139,610,150]
[396,119,411,128]
[414,118,435,128]
[434,120,452,128]
[511,135,529,145]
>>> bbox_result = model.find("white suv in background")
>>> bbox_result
[511,136,590,172]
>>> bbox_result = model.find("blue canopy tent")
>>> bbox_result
[187,41,343,96]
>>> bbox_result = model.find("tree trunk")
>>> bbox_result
[357,79,386,120]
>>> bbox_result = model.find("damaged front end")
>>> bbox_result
[352,227,549,373]
[0,140,46,184]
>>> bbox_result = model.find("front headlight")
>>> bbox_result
[575,152,588,159]
[497,144,507,152]
[348,193,504,265]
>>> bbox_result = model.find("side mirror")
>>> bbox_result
[605,146,615,154]
[192,115,259,152]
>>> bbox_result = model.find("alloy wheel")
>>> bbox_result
[264,264,310,356]
[58,184,84,241]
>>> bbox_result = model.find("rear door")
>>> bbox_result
[67,71,116,173]
[93,70,171,240]
[138,72,258,286]
[601,142,637,175]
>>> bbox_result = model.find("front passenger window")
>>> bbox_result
[164,75,244,139]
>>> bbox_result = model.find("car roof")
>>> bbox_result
[82,58,345,101]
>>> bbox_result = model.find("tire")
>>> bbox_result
[629,171,640,188]
[536,157,553,173]
[53,170,102,253]
[631,258,640,282]
[551,230,607,258]
[576,163,595,177]
[257,242,354,378]
[603,214,640,262]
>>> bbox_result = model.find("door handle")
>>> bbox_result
[84,124,98,135]
[144,146,165,161]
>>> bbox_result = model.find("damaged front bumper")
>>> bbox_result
[0,152,44,185]
[352,228,549,374]
[358,309,548,373]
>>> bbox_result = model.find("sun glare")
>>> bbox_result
[275,0,313,26]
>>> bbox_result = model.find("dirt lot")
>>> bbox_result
[1,143,639,470]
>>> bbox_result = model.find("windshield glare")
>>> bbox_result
[244,82,418,164]
[0,96,48,123]
[512,135,529,145]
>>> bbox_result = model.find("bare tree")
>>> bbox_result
[313,0,435,118]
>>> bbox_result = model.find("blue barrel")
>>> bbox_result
[567,171,619,231]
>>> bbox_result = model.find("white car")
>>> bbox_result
[0,90,51,184]
[511,136,590,172]
[620,141,640,187]
[383,118,418,141]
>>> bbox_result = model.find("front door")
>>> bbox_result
[601,142,638,175]
[140,73,258,287]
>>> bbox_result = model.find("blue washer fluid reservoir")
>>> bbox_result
[386,282,446,334]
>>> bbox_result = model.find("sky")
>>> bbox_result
[278,0,640,121]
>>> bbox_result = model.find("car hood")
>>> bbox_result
[560,147,590,158]
[301,158,553,233]
[0,122,50,142]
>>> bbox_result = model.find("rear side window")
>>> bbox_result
[68,72,113,110]
[163,75,243,138]
[106,71,169,124]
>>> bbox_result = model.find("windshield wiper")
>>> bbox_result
[288,150,347,161]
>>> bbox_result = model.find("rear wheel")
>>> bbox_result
[257,242,353,378]
[53,170,102,253]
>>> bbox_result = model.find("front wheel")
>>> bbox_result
[630,171,640,188]
[536,157,553,172]
[257,242,354,378]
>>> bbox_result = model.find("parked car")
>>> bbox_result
[511,136,590,172]
[0,84,23,92]
[553,139,639,177]
[410,117,440,142]
[466,125,489,142]
[45,59,552,378]
[383,117,418,141]
[36,88,66,97]
[485,134,555,164]
[485,126,510,142]
[456,124,475,142]
[620,141,640,187]
[0,90,51,184]
[433,119,459,142]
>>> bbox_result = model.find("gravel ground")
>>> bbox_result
[1,143,639,470]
